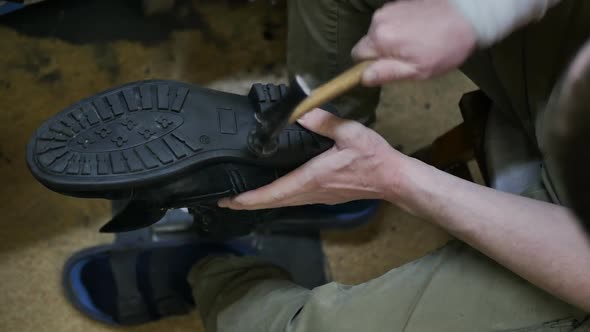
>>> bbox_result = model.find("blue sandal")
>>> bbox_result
[63,241,243,325]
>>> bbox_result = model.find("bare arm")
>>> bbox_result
[220,109,590,312]
[392,155,590,311]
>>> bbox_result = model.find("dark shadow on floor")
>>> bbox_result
[0,0,252,45]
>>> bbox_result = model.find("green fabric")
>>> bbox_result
[461,0,590,204]
[189,243,586,332]
[187,0,590,331]
[286,0,381,125]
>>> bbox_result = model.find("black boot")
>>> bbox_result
[27,80,335,234]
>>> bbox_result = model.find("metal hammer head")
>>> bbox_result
[248,76,311,157]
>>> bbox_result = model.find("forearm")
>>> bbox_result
[448,0,561,47]
[386,154,590,311]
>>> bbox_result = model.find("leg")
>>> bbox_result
[460,0,590,202]
[189,256,308,332]
[462,0,590,141]
[287,0,387,124]
[189,242,585,332]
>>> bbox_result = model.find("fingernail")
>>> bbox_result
[363,69,377,85]
[297,112,309,124]
[218,198,229,208]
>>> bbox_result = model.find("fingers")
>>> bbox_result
[218,166,309,210]
[362,59,419,86]
[351,35,379,61]
[297,108,358,142]
[297,108,342,139]
[219,109,357,211]
[352,37,420,86]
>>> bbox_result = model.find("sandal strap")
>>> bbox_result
[148,249,192,317]
[109,249,152,325]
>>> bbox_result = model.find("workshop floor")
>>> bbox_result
[0,1,474,331]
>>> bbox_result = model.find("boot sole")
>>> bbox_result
[27,80,332,196]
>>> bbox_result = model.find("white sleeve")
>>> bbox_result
[448,0,562,47]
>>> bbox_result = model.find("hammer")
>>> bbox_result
[248,60,373,157]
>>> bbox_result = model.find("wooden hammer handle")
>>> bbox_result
[288,60,373,123]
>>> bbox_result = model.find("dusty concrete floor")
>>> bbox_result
[0,1,474,331]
